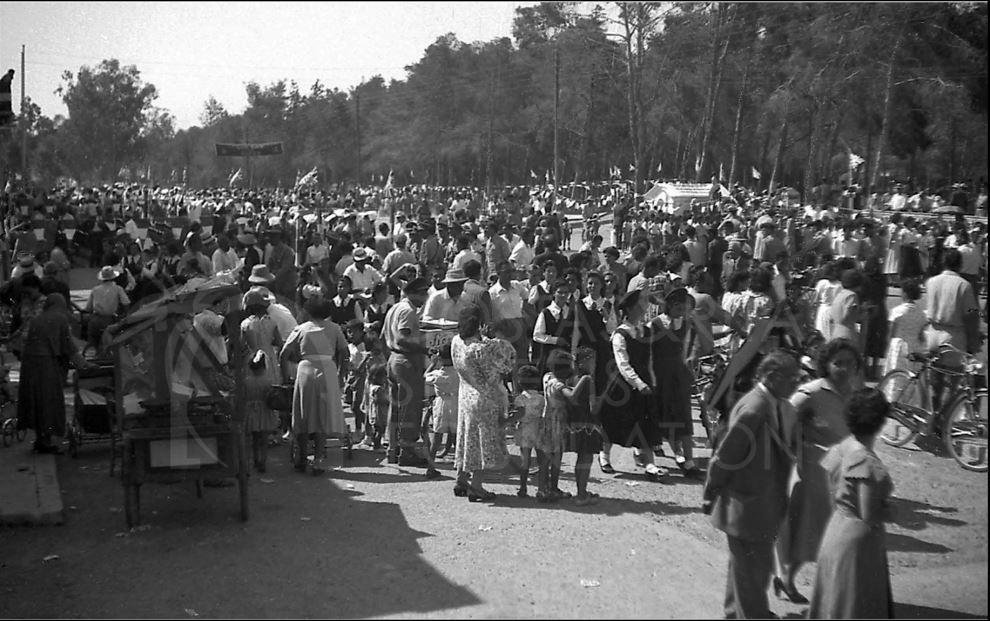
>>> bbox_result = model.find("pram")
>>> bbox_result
[67,360,120,474]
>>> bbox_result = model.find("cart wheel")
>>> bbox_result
[124,483,140,528]
[195,478,203,499]
[67,425,79,458]
[1,419,12,447]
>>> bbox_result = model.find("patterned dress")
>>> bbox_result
[812,279,843,340]
[452,335,515,472]
[425,366,459,434]
[540,374,568,453]
[513,390,545,449]
[883,302,928,375]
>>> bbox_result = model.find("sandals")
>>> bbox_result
[598,458,616,474]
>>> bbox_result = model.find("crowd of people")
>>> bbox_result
[1,175,986,618]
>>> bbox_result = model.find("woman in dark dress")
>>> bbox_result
[531,280,575,374]
[651,287,700,474]
[598,289,668,480]
[860,257,889,379]
[17,294,94,453]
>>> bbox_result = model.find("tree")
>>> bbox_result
[56,59,159,183]
[200,96,229,128]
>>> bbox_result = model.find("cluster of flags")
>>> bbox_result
[228,167,244,188]
[294,166,318,190]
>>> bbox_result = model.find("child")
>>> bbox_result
[567,347,603,505]
[537,350,575,503]
[883,278,928,375]
[244,350,278,473]
[424,343,458,460]
[361,361,389,451]
[512,364,545,498]
[344,319,368,439]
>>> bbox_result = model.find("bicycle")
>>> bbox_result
[691,347,729,444]
[877,344,988,472]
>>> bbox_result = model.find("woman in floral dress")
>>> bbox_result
[452,304,516,501]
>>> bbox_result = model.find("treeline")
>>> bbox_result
[3,2,988,197]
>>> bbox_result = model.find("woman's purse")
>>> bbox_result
[265,384,293,411]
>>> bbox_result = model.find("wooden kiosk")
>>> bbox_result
[109,276,248,527]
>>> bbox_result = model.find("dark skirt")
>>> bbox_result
[899,246,922,279]
[655,357,694,440]
[598,373,663,449]
[17,355,68,437]
[565,424,604,454]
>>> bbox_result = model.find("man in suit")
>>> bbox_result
[703,350,801,619]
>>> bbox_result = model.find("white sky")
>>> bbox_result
[0,1,537,130]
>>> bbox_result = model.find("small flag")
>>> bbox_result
[545,170,551,184]
[751,166,761,180]
[410,169,415,179]
[718,162,724,182]
[849,153,864,168]
[694,155,702,174]
[628,163,636,172]
[228,168,243,188]
[530,169,538,180]
[719,184,731,198]
[384,169,394,191]
[657,162,662,173]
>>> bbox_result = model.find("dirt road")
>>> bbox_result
[0,415,985,619]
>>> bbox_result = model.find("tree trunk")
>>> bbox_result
[804,101,825,204]
[864,125,873,196]
[769,114,789,195]
[821,111,843,184]
[870,35,902,190]
[727,62,750,187]
[697,4,734,182]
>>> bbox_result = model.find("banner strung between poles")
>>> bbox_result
[214,142,284,156]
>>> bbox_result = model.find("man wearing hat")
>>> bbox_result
[264,227,297,304]
[10,251,43,280]
[85,265,131,356]
[381,276,432,468]
[422,266,469,323]
[343,247,384,294]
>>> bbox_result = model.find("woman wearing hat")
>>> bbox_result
[17,293,96,454]
[280,297,350,475]
[598,289,668,480]
[241,289,283,471]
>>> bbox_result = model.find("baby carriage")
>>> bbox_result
[66,360,120,474]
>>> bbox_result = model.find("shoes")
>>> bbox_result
[357,438,375,449]
[598,457,615,474]
[453,482,469,497]
[772,577,809,604]
[574,494,599,506]
[398,452,429,468]
[535,490,555,503]
[467,486,497,502]
[644,463,669,480]
[633,451,647,468]
[517,488,529,498]
[386,452,399,465]
[424,468,442,480]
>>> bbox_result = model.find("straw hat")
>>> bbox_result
[98,266,122,281]
[247,264,275,284]
[442,267,468,283]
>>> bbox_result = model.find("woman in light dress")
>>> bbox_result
[882,278,928,376]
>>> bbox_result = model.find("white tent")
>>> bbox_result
[643,183,713,214]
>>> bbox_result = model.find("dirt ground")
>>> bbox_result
[0,414,985,619]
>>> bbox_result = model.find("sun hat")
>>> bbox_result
[442,267,468,283]
[243,289,270,309]
[352,247,371,263]
[16,251,35,266]
[402,277,431,294]
[247,264,275,284]
[98,265,122,281]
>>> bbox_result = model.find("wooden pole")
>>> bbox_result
[21,45,26,172]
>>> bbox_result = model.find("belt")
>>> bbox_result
[389,348,415,356]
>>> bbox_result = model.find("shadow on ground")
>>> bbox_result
[0,447,480,618]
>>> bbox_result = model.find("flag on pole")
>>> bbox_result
[719,162,724,182]
[849,153,865,168]
[694,155,702,175]
[545,170,551,185]
[296,166,318,189]
[384,169,394,192]
[228,168,243,188]
[628,163,636,172]
[751,166,761,180]
[410,169,414,179]
[530,169,538,180]
[657,162,662,173]
[294,170,301,187]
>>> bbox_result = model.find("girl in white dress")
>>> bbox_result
[882,279,928,376]
[812,261,843,340]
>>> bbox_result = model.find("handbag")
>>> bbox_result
[265,384,293,411]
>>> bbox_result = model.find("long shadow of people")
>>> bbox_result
[889,496,966,530]
[894,602,984,619]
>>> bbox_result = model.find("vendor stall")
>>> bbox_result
[109,276,248,527]
[642,183,713,215]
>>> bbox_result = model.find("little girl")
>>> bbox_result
[424,343,459,460]
[512,364,545,497]
[567,347,603,505]
[358,333,388,449]
[537,350,577,503]
[362,361,389,450]
[883,278,928,375]
[244,350,279,473]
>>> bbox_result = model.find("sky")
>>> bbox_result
[0,1,534,130]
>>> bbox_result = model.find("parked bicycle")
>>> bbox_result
[877,344,988,472]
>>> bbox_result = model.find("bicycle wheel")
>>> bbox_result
[943,391,988,473]
[877,370,921,447]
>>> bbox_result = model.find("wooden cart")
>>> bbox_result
[109,277,248,528]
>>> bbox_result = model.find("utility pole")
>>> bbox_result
[21,45,26,172]
[484,62,496,207]
[552,43,560,209]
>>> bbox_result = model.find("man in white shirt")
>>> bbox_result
[305,234,331,267]
[578,234,604,270]
[342,247,383,294]
[211,234,239,274]
[509,229,536,271]
[489,260,530,361]
[422,267,468,323]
